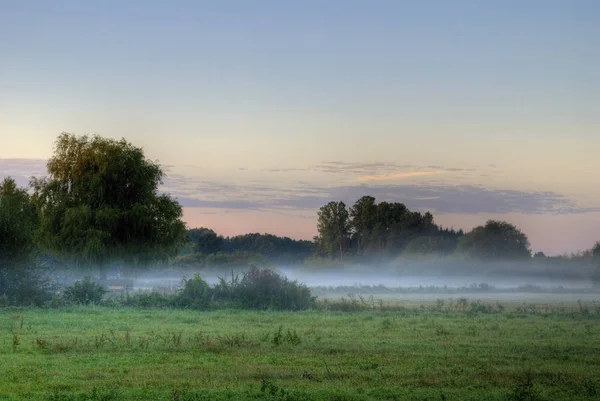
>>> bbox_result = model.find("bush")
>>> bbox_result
[214,265,314,310]
[63,277,106,305]
[0,261,55,306]
[174,274,211,309]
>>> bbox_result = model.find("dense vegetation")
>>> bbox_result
[1,132,600,307]
[1,133,600,401]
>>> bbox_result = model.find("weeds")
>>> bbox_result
[12,333,20,351]
[36,337,48,350]
[270,325,301,346]
[169,330,183,348]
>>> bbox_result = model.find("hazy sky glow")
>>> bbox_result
[1,1,599,255]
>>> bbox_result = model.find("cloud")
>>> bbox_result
[0,158,48,188]
[2,158,595,216]
[162,170,599,215]
[356,171,445,182]
[311,161,413,175]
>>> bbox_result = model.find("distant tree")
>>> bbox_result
[533,251,546,258]
[316,201,350,259]
[31,133,187,278]
[592,242,600,286]
[456,220,531,260]
[225,233,313,263]
[387,210,435,252]
[372,201,409,252]
[593,242,600,259]
[349,196,377,255]
[404,234,460,256]
[190,227,224,255]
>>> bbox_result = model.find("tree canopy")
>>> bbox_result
[0,177,39,264]
[315,201,350,259]
[31,133,187,274]
[189,227,225,255]
[315,196,462,259]
[0,177,52,306]
[457,220,531,260]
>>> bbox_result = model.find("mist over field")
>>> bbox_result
[51,256,598,306]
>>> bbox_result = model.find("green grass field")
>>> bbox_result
[1,304,600,400]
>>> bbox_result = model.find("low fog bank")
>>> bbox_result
[49,256,599,295]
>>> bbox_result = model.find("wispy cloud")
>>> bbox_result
[2,158,596,216]
[356,171,445,182]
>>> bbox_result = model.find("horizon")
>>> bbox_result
[2,1,599,256]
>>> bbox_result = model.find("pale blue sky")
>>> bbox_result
[1,0,599,254]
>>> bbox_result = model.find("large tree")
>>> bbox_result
[0,177,51,305]
[316,201,350,259]
[31,133,187,278]
[457,220,531,260]
[0,177,38,263]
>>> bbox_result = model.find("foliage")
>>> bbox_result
[315,201,350,259]
[0,177,39,261]
[63,277,106,305]
[457,220,531,260]
[403,234,460,256]
[235,265,314,310]
[0,265,54,307]
[315,196,462,260]
[204,251,267,268]
[189,227,224,255]
[593,242,600,259]
[0,177,53,306]
[224,233,313,264]
[212,265,314,310]
[174,274,211,309]
[349,196,378,255]
[592,242,600,285]
[30,133,187,275]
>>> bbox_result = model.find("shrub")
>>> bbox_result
[0,262,55,306]
[63,277,106,305]
[214,265,314,310]
[174,274,211,309]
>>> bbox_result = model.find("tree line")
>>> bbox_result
[1,132,600,306]
[313,197,534,261]
[176,229,314,267]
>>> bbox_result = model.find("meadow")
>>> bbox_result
[1,300,600,401]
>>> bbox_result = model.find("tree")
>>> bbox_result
[456,220,531,260]
[593,242,600,259]
[349,196,377,255]
[0,177,51,305]
[316,201,350,259]
[31,133,187,278]
[190,227,224,255]
[592,242,600,286]
[0,177,38,262]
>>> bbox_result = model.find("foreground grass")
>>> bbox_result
[1,305,600,400]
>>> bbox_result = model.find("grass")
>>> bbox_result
[1,302,600,400]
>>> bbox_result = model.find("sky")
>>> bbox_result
[1,0,599,255]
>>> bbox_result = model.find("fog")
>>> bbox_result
[52,257,598,305]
